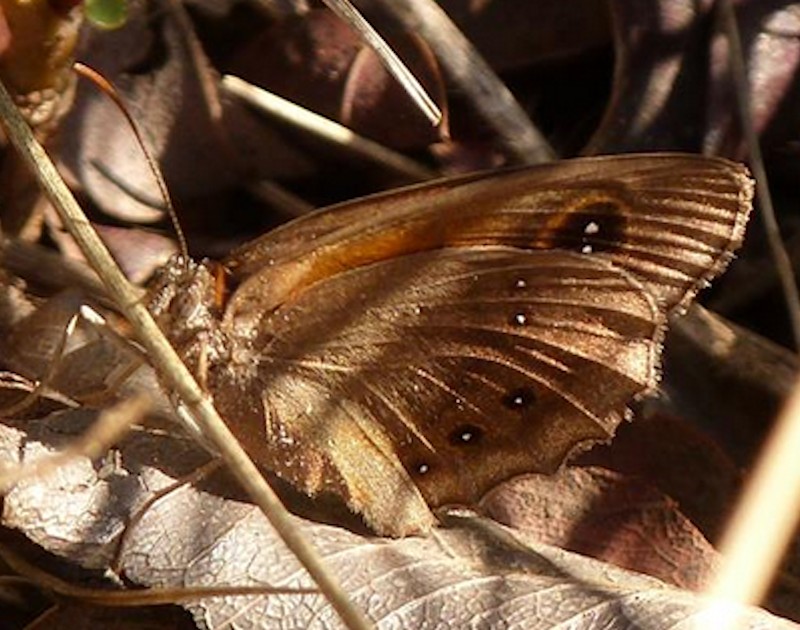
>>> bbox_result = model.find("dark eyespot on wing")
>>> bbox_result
[532,196,629,255]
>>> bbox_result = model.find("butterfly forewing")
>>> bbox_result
[225,154,752,317]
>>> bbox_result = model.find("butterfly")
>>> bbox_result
[143,153,752,537]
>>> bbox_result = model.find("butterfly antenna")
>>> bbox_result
[72,62,189,259]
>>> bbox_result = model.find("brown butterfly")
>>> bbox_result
[144,153,753,537]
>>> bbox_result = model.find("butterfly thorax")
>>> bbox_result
[146,256,233,374]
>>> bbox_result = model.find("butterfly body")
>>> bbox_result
[147,154,752,536]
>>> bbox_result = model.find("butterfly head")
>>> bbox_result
[146,255,231,364]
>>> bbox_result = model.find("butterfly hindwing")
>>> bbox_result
[212,248,662,534]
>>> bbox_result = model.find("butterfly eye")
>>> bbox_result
[502,387,537,411]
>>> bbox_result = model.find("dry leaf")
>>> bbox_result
[0,412,796,629]
[480,466,720,591]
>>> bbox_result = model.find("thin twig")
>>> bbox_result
[322,0,442,127]
[707,371,800,606]
[0,309,84,420]
[0,542,317,607]
[221,74,434,182]
[0,77,372,630]
[718,0,800,348]
[373,0,555,164]
[248,179,315,218]
[703,0,800,615]
[0,236,108,304]
[0,395,149,493]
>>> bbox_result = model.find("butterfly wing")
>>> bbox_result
[226,154,752,317]
[212,248,662,536]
